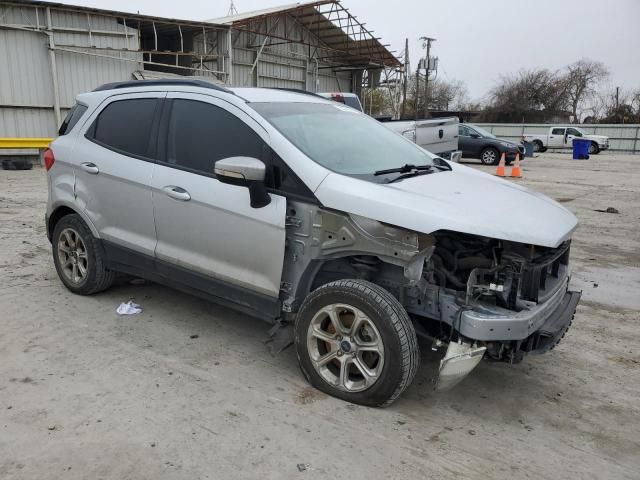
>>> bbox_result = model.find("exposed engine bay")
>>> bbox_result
[281,203,580,389]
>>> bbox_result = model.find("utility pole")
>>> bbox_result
[228,1,238,15]
[420,36,436,118]
[413,57,420,120]
[400,38,409,119]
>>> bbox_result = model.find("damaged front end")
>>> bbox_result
[404,231,581,390]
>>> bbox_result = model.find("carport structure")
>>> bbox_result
[211,0,403,108]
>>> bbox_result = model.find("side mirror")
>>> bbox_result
[214,156,271,208]
[470,133,480,139]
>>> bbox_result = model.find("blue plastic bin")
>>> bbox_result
[572,138,590,160]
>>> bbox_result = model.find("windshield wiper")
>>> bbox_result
[374,164,433,176]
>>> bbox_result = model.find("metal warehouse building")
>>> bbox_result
[0,0,400,153]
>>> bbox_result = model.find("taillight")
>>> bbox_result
[331,92,345,103]
[43,147,55,171]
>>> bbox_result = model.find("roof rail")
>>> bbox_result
[93,79,233,93]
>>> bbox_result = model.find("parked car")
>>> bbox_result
[524,126,609,154]
[458,124,525,165]
[45,80,580,406]
[319,91,461,160]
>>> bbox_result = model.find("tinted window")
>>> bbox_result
[59,104,88,135]
[90,98,158,157]
[567,128,582,136]
[166,99,264,175]
[458,125,469,136]
[551,128,565,135]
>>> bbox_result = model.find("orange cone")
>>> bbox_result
[495,152,506,177]
[510,153,522,178]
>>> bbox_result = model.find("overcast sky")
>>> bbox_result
[56,0,640,101]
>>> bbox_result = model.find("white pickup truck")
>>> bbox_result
[319,91,461,160]
[378,117,461,161]
[524,126,609,154]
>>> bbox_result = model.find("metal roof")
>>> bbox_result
[209,0,400,69]
[7,0,229,30]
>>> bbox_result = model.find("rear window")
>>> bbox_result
[343,96,363,111]
[88,98,158,157]
[58,104,88,135]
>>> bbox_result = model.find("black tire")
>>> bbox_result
[52,214,115,295]
[295,279,419,407]
[480,147,500,165]
[588,142,600,154]
[532,140,546,153]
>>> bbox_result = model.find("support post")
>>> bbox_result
[227,28,234,85]
[46,7,61,127]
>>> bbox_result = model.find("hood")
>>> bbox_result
[585,134,608,141]
[314,162,578,248]
[496,137,520,147]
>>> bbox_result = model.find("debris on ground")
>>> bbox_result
[116,300,142,315]
[593,207,620,214]
[297,464,307,472]
[190,334,199,339]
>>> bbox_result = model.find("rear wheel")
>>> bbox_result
[480,147,500,165]
[52,214,115,295]
[295,279,419,407]
[532,140,546,153]
[588,142,600,154]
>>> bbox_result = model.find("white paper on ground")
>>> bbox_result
[116,301,142,315]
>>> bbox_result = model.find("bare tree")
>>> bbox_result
[482,68,568,122]
[563,59,609,123]
[429,78,470,110]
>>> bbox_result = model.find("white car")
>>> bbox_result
[45,80,580,406]
[524,126,609,154]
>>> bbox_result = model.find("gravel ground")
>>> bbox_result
[1,152,639,479]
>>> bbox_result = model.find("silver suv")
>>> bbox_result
[46,80,581,406]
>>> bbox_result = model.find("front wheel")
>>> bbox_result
[295,279,419,407]
[588,142,600,154]
[480,147,500,165]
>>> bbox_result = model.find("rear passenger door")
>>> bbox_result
[548,128,566,148]
[151,92,287,299]
[74,92,164,257]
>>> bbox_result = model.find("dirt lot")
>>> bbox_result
[1,152,639,479]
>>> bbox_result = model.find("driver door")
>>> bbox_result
[150,92,286,300]
[565,127,582,147]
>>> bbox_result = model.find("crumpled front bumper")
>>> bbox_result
[443,278,580,343]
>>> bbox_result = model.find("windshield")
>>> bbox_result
[250,102,434,177]
[470,125,497,139]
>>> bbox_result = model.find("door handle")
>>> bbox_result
[80,162,99,174]
[162,186,191,201]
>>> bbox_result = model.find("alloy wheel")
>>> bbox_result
[57,227,89,284]
[306,303,385,392]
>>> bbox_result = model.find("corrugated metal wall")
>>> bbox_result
[1,2,358,146]
[476,123,640,153]
[0,2,140,142]
[198,17,353,93]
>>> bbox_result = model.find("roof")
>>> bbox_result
[7,0,229,30]
[209,0,400,69]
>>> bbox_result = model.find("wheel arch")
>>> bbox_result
[47,203,99,242]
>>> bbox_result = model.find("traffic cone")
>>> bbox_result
[510,153,522,178]
[495,152,506,177]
